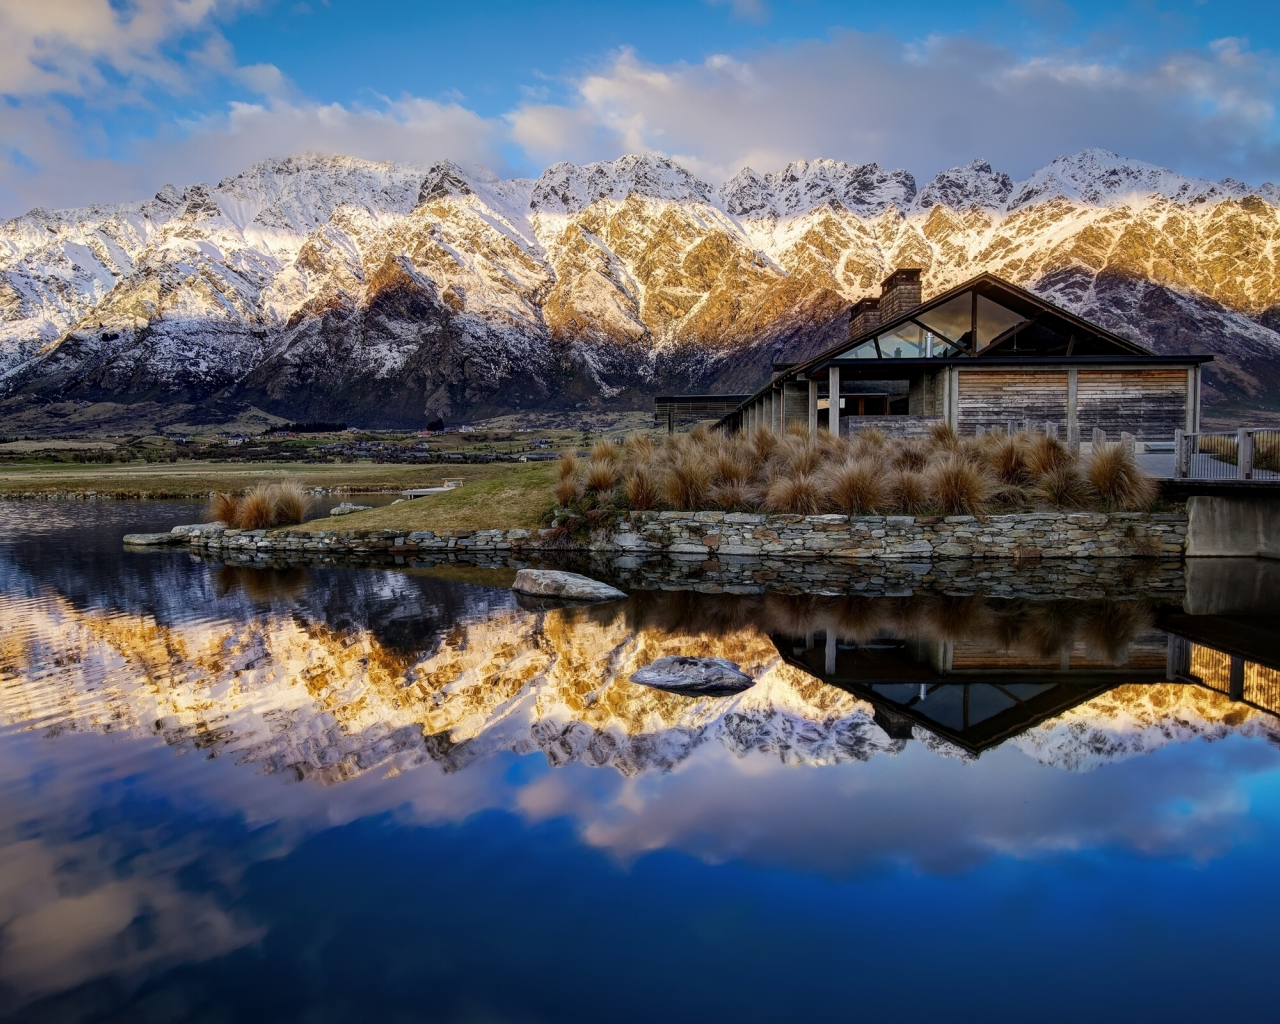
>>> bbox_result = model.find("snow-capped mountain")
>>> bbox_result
[3,147,1280,430]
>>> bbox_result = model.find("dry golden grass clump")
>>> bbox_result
[1086,443,1157,511]
[207,481,312,529]
[549,422,1159,518]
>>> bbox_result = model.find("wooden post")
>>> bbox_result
[1046,421,1059,439]
[1067,368,1079,453]
[1092,426,1106,449]
[808,380,818,438]
[1120,431,1136,457]
[825,633,836,675]
[828,366,841,436]
[1173,429,1188,479]
[1229,656,1245,701]
[1238,428,1254,481]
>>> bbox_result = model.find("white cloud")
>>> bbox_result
[508,32,1280,185]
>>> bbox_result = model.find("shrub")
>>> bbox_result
[209,491,239,525]
[1027,433,1072,476]
[821,459,885,514]
[775,436,823,477]
[1086,443,1156,511]
[270,481,310,525]
[928,457,990,514]
[713,449,753,486]
[763,473,823,515]
[624,465,660,510]
[237,485,275,530]
[585,459,619,493]
[662,456,713,510]
[558,452,580,482]
[891,442,929,473]
[887,470,930,514]
[849,426,888,458]
[554,477,582,507]
[591,438,621,464]
[927,421,961,452]
[708,480,761,512]
[626,433,655,461]
[986,434,1032,485]
[750,425,779,462]
[1037,464,1091,508]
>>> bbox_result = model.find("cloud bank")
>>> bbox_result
[1,1,1279,216]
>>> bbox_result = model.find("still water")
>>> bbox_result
[1,500,1279,1022]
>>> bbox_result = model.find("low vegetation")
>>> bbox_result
[553,423,1159,518]
[208,481,312,529]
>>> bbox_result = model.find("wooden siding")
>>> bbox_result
[956,370,1069,435]
[1077,369,1186,441]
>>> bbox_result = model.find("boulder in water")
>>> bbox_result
[630,656,754,697]
[330,502,374,516]
[511,569,625,603]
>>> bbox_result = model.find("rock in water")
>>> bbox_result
[122,533,186,546]
[330,502,374,516]
[511,569,625,603]
[630,656,754,697]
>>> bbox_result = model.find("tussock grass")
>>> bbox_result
[549,422,1158,518]
[209,491,240,525]
[1086,443,1157,511]
[271,480,310,525]
[208,480,311,528]
[237,485,276,530]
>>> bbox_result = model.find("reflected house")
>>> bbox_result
[721,269,1213,440]
[774,617,1280,756]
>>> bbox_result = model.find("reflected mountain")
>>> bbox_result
[4,548,1279,785]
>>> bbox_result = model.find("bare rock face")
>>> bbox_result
[3,149,1280,430]
[511,569,626,603]
[630,656,755,697]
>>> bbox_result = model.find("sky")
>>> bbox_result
[2,0,1280,216]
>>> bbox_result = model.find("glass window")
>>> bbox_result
[878,323,925,359]
[976,294,1026,348]
[835,339,882,359]
[915,292,973,344]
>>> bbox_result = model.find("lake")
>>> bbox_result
[1,500,1279,1023]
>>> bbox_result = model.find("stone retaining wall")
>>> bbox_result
[186,509,1187,561]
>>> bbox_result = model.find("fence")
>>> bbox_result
[1173,428,1280,481]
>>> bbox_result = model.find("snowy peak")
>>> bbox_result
[529,154,714,213]
[916,159,1014,211]
[721,159,917,219]
[1005,147,1268,210]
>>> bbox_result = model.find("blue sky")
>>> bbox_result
[2,0,1279,214]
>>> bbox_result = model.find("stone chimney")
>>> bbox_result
[849,297,881,338]
[877,268,923,322]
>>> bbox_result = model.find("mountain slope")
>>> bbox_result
[3,149,1280,429]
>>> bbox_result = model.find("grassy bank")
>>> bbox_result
[289,461,559,531]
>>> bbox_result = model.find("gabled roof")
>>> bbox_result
[732,273,1217,414]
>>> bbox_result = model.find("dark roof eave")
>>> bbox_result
[799,353,1215,378]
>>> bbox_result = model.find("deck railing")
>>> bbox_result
[1173,428,1280,480]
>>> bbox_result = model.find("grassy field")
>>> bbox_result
[0,459,536,498]
[291,461,558,531]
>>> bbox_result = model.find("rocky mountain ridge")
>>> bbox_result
[3,148,1280,429]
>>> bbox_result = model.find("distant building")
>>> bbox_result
[718,269,1212,441]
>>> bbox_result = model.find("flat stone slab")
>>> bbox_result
[630,656,754,697]
[123,532,186,546]
[511,569,625,602]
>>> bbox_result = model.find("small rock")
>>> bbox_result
[511,569,625,602]
[630,656,754,697]
[330,502,374,516]
[170,523,225,536]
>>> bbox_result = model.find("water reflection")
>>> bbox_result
[3,501,1280,1021]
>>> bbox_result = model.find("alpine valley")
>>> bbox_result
[3,148,1280,432]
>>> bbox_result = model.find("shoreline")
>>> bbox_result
[177,509,1188,562]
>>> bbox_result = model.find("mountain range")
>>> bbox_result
[3,148,1280,431]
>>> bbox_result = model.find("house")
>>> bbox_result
[719,269,1212,442]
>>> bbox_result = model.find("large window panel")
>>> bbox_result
[915,292,973,343]
[878,322,926,359]
[976,294,1026,348]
